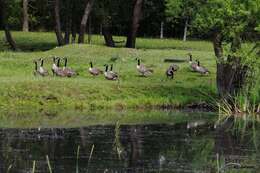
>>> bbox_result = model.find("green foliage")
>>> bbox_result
[193,0,260,39]
[165,0,201,20]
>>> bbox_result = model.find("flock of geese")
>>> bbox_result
[33,53,209,80]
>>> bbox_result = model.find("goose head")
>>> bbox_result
[197,60,200,67]
[52,57,58,69]
[63,57,68,70]
[136,58,141,68]
[89,61,93,70]
[104,64,109,74]
[39,58,44,67]
[110,64,113,71]
[187,53,193,62]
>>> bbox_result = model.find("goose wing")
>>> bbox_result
[89,67,102,76]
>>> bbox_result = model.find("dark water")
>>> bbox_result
[0,121,259,173]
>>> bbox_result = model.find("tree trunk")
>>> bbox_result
[183,19,188,41]
[71,1,77,44]
[71,23,77,44]
[2,0,17,51]
[22,0,29,32]
[213,31,248,97]
[64,20,71,44]
[87,14,92,44]
[54,0,64,46]
[4,26,17,51]
[102,24,115,47]
[78,0,94,44]
[64,9,71,44]
[126,0,143,48]
[160,21,164,39]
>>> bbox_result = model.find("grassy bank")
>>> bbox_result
[0,31,217,115]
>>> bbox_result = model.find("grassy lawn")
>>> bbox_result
[0,31,217,116]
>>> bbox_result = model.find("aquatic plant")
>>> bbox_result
[113,121,124,160]
[76,146,80,173]
[46,155,52,173]
[86,144,95,173]
[32,161,36,173]
[217,94,260,124]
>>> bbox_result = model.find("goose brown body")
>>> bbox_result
[89,62,103,76]
[136,59,153,76]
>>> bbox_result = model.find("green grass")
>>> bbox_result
[0,31,217,115]
[0,31,213,51]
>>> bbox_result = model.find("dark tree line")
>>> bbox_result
[1,0,200,49]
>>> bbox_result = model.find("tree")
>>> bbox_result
[165,0,202,41]
[22,0,29,32]
[126,0,143,48]
[1,0,17,51]
[193,0,260,97]
[78,0,94,43]
[54,0,64,46]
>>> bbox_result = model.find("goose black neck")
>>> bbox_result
[197,61,200,66]
[64,58,67,67]
[189,54,192,61]
[105,65,108,72]
[41,59,44,67]
[110,64,113,71]
[90,62,93,68]
[138,59,140,65]
[57,58,60,67]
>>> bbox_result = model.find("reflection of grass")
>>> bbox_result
[113,121,124,160]
[0,110,216,128]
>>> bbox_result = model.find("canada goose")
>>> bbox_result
[52,57,66,77]
[166,65,178,79]
[62,57,78,77]
[38,58,49,76]
[89,61,103,76]
[51,56,59,75]
[136,58,153,77]
[104,64,118,80]
[188,53,197,71]
[195,61,209,75]
[33,59,48,76]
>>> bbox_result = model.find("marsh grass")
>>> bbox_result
[46,155,52,173]
[86,145,95,173]
[76,146,80,173]
[217,96,260,124]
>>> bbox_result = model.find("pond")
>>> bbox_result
[0,111,259,173]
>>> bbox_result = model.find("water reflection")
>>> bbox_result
[0,122,259,173]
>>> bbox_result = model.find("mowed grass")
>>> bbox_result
[0,31,213,51]
[0,31,217,115]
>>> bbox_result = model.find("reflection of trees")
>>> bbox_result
[0,122,258,172]
[215,120,260,171]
